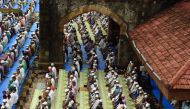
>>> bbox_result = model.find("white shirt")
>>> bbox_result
[48,90,54,102]
[51,78,55,87]
[3,35,8,45]
[12,79,19,88]
[52,66,57,79]
[20,67,25,78]
[0,43,3,53]
[10,92,18,104]
[92,99,100,109]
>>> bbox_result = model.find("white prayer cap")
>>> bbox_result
[65,89,69,93]
[112,98,115,102]
[138,87,142,90]
[99,99,102,102]
[48,66,52,70]
[45,90,49,93]
[95,91,99,94]
[92,87,96,91]
[94,76,97,79]
[144,95,148,98]
[19,64,23,67]
[1,60,5,64]
[132,71,135,74]
[133,77,137,80]
[70,75,74,78]
[139,91,143,94]
[51,63,54,66]
[42,102,47,105]
[144,92,147,95]
[95,94,99,98]
[145,103,150,107]
[68,100,74,107]
[129,79,133,83]
[134,81,138,85]
[73,58,77,61]
[3,99,7,103]
[135,84,139,88]
[47,87,50,90]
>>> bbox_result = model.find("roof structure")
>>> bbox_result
[129,0,190,89]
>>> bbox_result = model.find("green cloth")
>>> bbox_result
[22,60,27,70]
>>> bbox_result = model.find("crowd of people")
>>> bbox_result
[64,11,153,109]
[104,51,127,109]
[0,0,39,109]
[0,0,37,81]
[1,30,38,109]
[63,19,81,109]
[36,63,57,109]
[0,0,38,10]
[125,61,150,109]
[62,11,109,109]
[87,51,103,109]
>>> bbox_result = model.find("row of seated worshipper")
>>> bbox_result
[69,14,92,46]
[0,0,19,8]
[104,49,128,109]
[98,14,108,33]
[0,0,36,11]
[63,21,77,47]
[0,12,23,53]
[87,51,103,109]
[0,31,39,109]
[63,70,78,109]
[105,60,127,109]
[46,63,57,81]
[68,15,95,54]
[63,19,84,74]
[63,36,83,108]
[105,51,116,71]
[87,11,107,40]
[0,1,38,81]
[87,49,98,70]
[63,67,79,108]
[125,61,150,109]
[0,0,37,53]
[36,64,57,109]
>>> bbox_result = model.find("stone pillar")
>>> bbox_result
[108,18,120,46]
[117,34,133,69]
[39,1,64,69]
[39,0,50,69]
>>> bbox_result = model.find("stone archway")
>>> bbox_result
[39,4,131,69]
[58,5,132,68]
[58,5,128,34]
